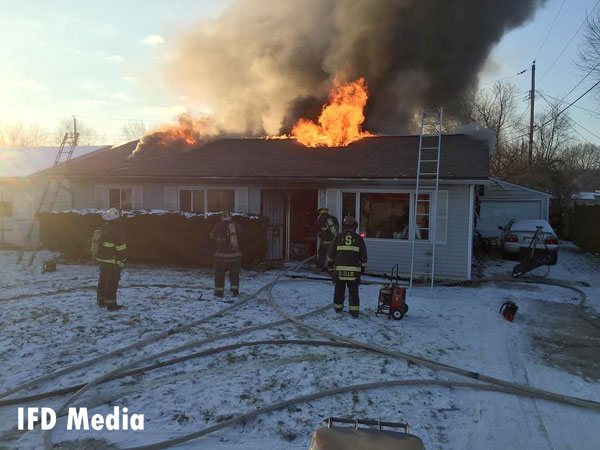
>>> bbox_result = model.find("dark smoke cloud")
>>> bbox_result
[169,0,546,136]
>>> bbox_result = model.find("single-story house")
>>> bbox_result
[62,134,490,280]
[571,191,600,206]
[0,146,108,246]
[476,177,551,240]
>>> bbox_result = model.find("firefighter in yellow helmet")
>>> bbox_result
[210,211,242,297]
[315,207,339,271]
[327,215,367,318]
[95,207,127,311]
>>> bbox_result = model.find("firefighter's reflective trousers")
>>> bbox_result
[97,263,121,306]
[333,268,360,313]
[317,241,331,270]
[214,256,241,295]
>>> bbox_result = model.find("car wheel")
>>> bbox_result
[550,252,558,265]
[501,250,511,260]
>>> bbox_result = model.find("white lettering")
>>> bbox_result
[67,408,89,430]
[40,408,56,430]
[18,407,24,430]
[91,414,104,431]
[27,408,38,431]
[106,406,119,431]
[122,407,128,431]
[131,414,144,431]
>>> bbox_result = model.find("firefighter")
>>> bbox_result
[95,207,127,311]
[315,207,339,271]
[210,210,242,297]
[327,216,367,318]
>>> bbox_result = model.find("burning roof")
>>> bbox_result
[64,134,490,181]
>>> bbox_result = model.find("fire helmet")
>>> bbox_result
[342,215,357,229]
[102,207,122,221]
[317,207,329,214]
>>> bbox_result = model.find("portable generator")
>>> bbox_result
[376,265,409,320]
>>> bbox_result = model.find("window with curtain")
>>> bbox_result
[359,193,410,239]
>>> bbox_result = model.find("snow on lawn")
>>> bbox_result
[0,244,599,450]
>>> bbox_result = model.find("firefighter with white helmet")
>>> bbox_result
[92,207,127,310]
[327,215,367,318]
[210,210,242,297]
[315,207,339,271]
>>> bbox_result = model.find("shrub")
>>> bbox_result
[38,210,268,266]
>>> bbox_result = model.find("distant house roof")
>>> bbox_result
[488,177,552,197]
[0,146,109,177]
[64,135,490,181]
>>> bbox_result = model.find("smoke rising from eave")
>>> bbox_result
[168,0,546,137]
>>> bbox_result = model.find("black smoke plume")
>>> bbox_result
[168,0,546,136]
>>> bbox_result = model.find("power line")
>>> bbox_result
[538,90,600,141]
[480,69,529,87]
[538,0,600,84]
[536,89,599,115]
[538,78,600,130]
[534,0,566,61]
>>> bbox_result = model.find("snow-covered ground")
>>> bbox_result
[0,244,599,449]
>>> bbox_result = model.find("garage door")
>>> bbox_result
[477,200,542,238]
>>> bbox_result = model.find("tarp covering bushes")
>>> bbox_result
[38,210,268,266]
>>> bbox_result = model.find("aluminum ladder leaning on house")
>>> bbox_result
[16,131,79,265]
[409,108,443,296]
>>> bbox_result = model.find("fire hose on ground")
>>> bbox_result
[1,256,598,448]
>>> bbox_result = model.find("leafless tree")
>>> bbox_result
[0,121,49,146]
[52,118,106,146]
[121,121,151,140]
[577,8,600,106]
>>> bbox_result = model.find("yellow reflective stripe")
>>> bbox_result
[116,260,125,267]
[333,303,343,310]
[349,305,360,311]
[231,285,239,289]
[102,242,115,248]
[97,258,116,264]
[338,276,357,280]
[215,287,224,291]
[116,244,127,251]
[336,245,360,252]
[361,262,367,266]
[335,265,362,271]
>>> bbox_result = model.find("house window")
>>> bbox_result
[0,201,12,218]
[207,189,234,212]
[346,190,448,242]
[359,193,410,239]
[415,193,430,240]
[179,189,205,213]
[109,188,133,210]
[342,192,356,219]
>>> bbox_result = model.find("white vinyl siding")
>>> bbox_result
[95,185,107,209]
[330,186,470,279]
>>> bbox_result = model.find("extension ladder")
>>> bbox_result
[409,108,443,295]
[16,131,79,265]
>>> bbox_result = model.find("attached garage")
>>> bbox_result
[476,178,551,239]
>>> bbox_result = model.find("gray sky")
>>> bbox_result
[0,0,598,144]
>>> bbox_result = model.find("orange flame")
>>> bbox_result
[131,114,210,158]
[291,78,373,147]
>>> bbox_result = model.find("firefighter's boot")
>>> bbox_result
[107,303,124,311]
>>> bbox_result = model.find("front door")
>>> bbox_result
[261,189,285,260]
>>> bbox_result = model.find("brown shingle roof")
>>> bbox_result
[65,135,490,180]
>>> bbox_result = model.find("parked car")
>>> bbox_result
[498,219,559,264]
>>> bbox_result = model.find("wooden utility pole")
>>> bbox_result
[528,61,535,187]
